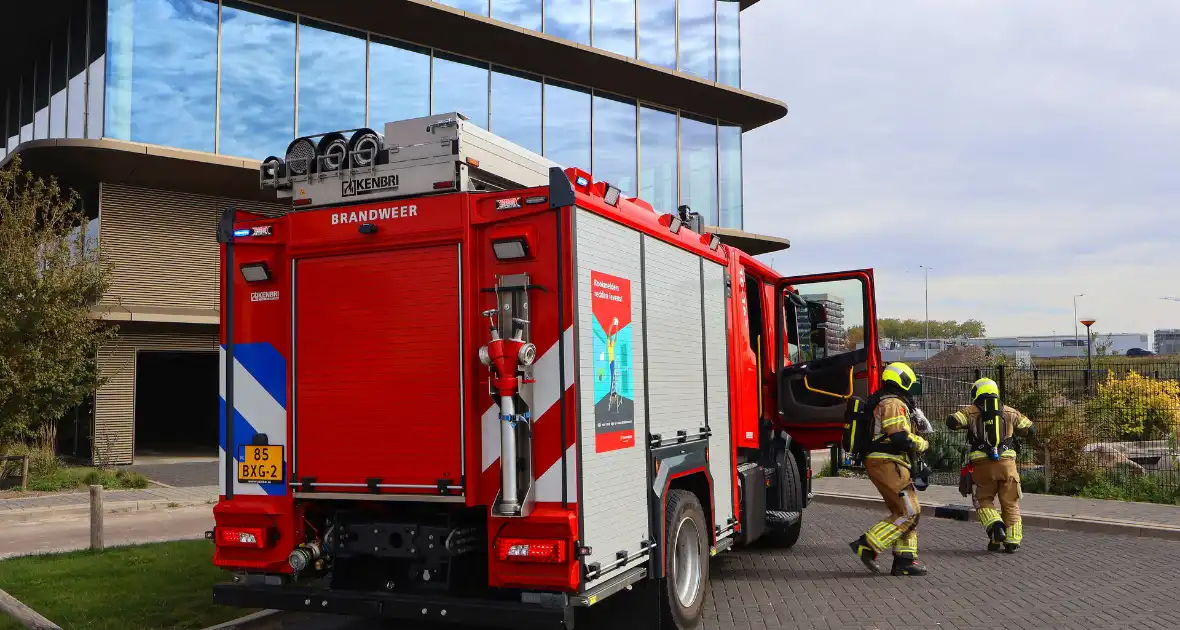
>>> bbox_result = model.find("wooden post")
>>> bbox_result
[89,485,104,551]
[0,588,62,629]
[21,455,28,492]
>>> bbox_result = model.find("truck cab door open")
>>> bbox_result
[775,270,881,428]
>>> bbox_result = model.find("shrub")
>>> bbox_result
[1085,371,1180,441]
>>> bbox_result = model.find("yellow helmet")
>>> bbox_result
[971,378,1000,400]
[881,362,917,391]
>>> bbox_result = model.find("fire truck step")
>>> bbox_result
[765,510,801,527]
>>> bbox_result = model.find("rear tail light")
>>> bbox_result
[215,527,268,549]
[496,538,567,564]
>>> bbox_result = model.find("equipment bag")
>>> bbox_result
[842,396,872,458]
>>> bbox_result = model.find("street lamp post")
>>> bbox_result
[1073,294,1085,357]
[1081,318,1096,392]
[920,265,931,359]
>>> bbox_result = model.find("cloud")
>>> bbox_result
[740,0,1180,340]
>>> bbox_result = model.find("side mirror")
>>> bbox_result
[806,300,828,326]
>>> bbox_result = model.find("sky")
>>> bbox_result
[740,0,1180,340]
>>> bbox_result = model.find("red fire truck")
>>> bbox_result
[210,113,882,628]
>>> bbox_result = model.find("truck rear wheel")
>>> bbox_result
[760,450,803,548]
[661,489,709,629]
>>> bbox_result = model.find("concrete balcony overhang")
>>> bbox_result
[710,227,791,256]
[0,138,273,203]
[93,304,220,326]
[264,0,787,130]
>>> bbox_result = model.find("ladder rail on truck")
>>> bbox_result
[210,112,884,629]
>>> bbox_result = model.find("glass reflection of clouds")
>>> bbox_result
[219,2,294,159]
[719,122,742,229]
[543,81,590,172]
[638,0,675,70]
[717,0,740,88]
[105,0,218,152]
[490,68,542,155]
[680,114,717,225]
[492,0,541,32]
[297,19,365,136]
[678,0,715,81]
[438,0,489,17]
[639,105,677,214]
[592,94,637,196]
[592,0,635,58]
[432,53,490,129]
[545,0,590,46]
[369,38,431,126]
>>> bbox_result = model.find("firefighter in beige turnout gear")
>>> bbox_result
[947,378,1034,553]
[849,362,929,576]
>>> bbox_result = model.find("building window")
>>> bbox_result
[638,0,675,69]
[543,80,590,172]
[718,121,741,229]
[592,93,637,196]
[679,114,717,225]
[438,0,489,17]
[50,21,69,139]
[717,0,740,88]
[491,0,541,32]
[678,0,715,81]
[369,37,431,128]
[593,0,636,58]
[67,0,88,139]
[87,0,107,140]
[639,105,677,214]
[545,0,589,46]
[105,0,218,152]
[219,2,295,159]
[490,67,542,155]
[297,19,365,136]
[432,53,490,129]
[34,43,51,140]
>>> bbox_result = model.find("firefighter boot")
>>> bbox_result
[890,553,927,577]
[849,535,881,574]
[986,522,1007,552]
[1004,543,1020,554]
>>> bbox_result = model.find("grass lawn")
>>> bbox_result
[0,540,252,630]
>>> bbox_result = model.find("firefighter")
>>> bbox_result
[946,378,1034,553]
[849,362,929,576]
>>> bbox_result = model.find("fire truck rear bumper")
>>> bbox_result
[212,582,574,628]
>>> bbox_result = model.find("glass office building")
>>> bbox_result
[2,0,750,227]
[0,0,783,464]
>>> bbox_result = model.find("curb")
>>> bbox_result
[814,492,1180,542]
[0,499,213,526]
[200,610,282,630]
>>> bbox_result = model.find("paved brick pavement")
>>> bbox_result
[122,461,219,487]
[815,476,1180,529]
[234,502,1180,630]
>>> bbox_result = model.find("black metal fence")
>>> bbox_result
[911,362,1180,503]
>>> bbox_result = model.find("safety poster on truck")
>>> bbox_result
[591,271,636,453]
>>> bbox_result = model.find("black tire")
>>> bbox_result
[661,489,710,629]
[760,449,803,548]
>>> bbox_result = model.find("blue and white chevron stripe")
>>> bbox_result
[219,343,289,497]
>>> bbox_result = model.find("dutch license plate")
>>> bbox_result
[238,445,283,483]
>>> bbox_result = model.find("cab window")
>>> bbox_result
[796,280,866,363]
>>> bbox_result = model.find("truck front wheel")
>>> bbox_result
[661,489,709,628]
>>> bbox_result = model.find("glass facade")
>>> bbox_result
[219,2,295,158]
[297,20,365,136]
[432,53,490,129]
[1,0,743,228]
[491,68,542,155]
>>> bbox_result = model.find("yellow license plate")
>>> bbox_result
[238,445,284,483]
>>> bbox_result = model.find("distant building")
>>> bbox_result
[1155,330,1180,355]
[964,334,1149,358]
[799,293,846,351]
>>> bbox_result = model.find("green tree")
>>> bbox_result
[878,318,987,340]
[0,156,115,442]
